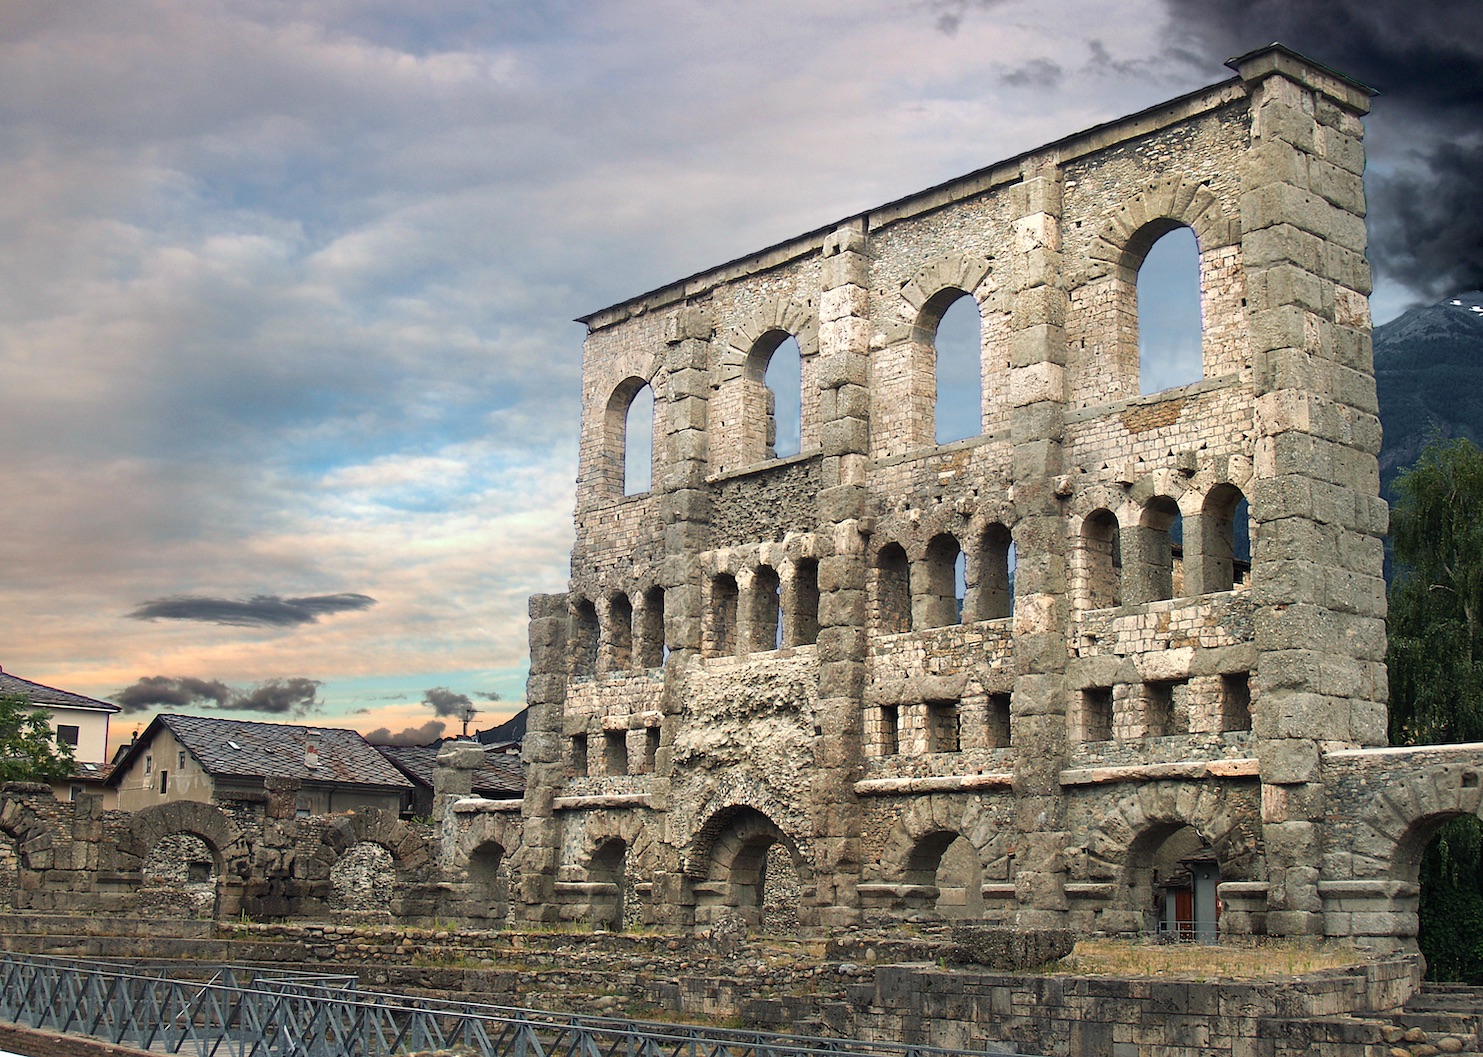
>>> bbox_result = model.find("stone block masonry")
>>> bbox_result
[515,42,1483,956]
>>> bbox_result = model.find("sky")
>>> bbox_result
[0,0,1477,753]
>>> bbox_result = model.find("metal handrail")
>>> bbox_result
[0,953,1034,1057]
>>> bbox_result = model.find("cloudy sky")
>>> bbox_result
[0,0,1476,751]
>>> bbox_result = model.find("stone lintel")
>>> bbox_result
[854,773,1014,796]
[1059,758,1259,786]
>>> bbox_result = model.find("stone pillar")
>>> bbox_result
[433,742,486,819]
[514,592,569,923]
[651,304,713,926]
[810,220,872,928]
[1233,46,1382,936]
[1006,163,1073,929]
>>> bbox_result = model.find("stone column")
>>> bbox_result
[1006,163,1073,929]
[649,304,713,926]
[1233,46,1382,936]
[513,592,569,924]
[810,221,872,928]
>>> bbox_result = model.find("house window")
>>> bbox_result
[144,754,153,774]
[55,725,79,747]
[159,770,169,795]
[68,785,83,802]
[178,751,187,770]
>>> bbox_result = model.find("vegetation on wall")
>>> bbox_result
[0,692,75,783]
[1386,437,1483,981]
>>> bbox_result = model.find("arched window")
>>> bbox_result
[746,332,803,461]
[921,534,962,629]
[748,566,783,652]
[1080,510,1122,610]
[1136,225,1202,395]
[786,559,819,647]
[1190,485,1250,594]
[928,291,983,445]
[970,523,1014,621]
[572,599,599,677]
[636,586,665,668]
[1129,497,1181,603]
[875,544,911,634]
[605,378,657,497]
[708,574,739,658]
[606,593,633,672]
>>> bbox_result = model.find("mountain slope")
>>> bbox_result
[1375,291,1483,497]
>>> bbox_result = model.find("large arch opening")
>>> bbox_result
[921,534,962,629]
[1191,485,1251,594]
[692,807,807,932]
[140,832,220,919]
[927,290,983,445]
[1388,812,1483,982]
[1136,225,1203,395]
[1129,497,1182,604]
[330,841,396,919]
[904,830,984,920]
[1125,823,1220,942]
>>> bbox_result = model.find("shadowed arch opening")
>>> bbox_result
[690,806,808,932]
[921,534,962,629]
[571,598,599,677]
[466,839,510,928]
[1191,485,1251,594]
[1130,496,1182,603]
[589,838,630,931]
[875,543,911,634]
[904,829,984,920]
[607,592,633,671]
[1078,509,1122,609]
[140,833,220,918]
[1125,823,1221,942]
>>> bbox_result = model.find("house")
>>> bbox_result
[0,666,119,766]
[106,713,412,815]
[0,666,121,804]
[376,740,525,818]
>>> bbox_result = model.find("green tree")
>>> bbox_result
[1387,437,1483,745]
[0,692,75,782]
[1386,437,1483,981]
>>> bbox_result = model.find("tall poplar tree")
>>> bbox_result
[1387,437,1483,980]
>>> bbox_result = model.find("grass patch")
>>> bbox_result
[1052,938,1365,980]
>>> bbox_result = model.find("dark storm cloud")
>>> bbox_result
[113,675,323,715]
[114,675,232,713]
[1161,0,1483,298]
[128,593,377,627]
[364,720,447,747]
[423,687,473,717]
[1001,59,1064,90]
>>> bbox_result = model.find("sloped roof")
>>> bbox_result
[475,707,527,744]
[108,713,411,789]
[0,669,120,713]
[376,742,525,797]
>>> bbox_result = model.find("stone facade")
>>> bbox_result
[0,47,1474,969]
[509,44,1474,955]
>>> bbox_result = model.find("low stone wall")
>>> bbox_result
[0,916,1449,1057]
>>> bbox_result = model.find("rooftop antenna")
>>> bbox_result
[461,703,477,739]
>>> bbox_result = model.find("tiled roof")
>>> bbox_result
[377,742,525,797]
[0,670,120,713]
[125,714,412,789]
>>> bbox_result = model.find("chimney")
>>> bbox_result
[304,740,320,769]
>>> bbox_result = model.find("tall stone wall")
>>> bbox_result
[513,44,1475,955]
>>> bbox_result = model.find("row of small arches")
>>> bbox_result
[607,224,1204,495]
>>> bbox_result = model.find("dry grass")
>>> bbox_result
[1051,938,1366,980]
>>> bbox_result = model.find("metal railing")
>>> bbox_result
[0,953,1033,1057]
